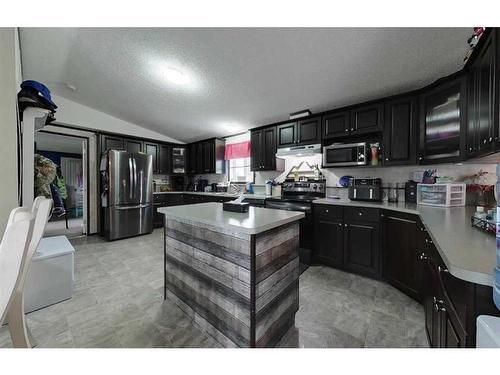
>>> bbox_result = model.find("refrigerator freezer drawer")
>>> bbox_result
[105,203,153,240]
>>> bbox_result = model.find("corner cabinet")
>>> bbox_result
[383,95,418,165]
[251,126,278,171]
[467,30,497,157]
[419,74,467,164]
[382,211,420,300]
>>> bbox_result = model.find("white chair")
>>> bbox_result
[4,197,52,348]
[0,209,35,342]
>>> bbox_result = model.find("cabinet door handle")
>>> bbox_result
[338,223,342,227]
[351,128,354,131]
[358,212,363,216]
[419,157,423,161]
[344,223,348,227]
[325,209,329,213]
[483,139,487,144]
[345,129,349,132]
[420,252,428,260]
[438,266,449,274]
[489,137,493,142]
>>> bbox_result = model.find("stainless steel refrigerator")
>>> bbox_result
[100,149,153,240]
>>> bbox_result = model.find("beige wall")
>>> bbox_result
[0,28,19,234]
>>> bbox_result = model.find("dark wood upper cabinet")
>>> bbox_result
[251,126,278,171]
[382,212,420,300]
[277,122,297,147]
[297,117,321,145]
[383,96,418,165]
[144,142,159,173]
[322,111,350,139]
[350,103,384,135]
[191,139,225,174]
[250,130,262,171]
[158,144,171,174]
[123,138,143,153]
[419,74,467,164]
[467,31,497,157]
[262,126,277,170]
[101,134,123,153]
[187,143,199,174]
[277,118,320,147]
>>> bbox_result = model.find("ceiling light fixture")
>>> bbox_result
[164,67,190,85]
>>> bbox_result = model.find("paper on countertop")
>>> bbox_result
[229,193,245,204]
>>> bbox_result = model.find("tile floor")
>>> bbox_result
[45,217,85,238]
[0,229,428,348]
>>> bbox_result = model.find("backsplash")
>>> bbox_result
[254,154,497,199]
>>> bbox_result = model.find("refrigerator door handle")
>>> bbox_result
[128,157,134,200]
[115,204,149,210]
[133,158,137,199]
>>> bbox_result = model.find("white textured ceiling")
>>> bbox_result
[20,28,471,143]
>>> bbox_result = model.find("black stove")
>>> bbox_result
[266,179,326,269]
[267,178,326,203]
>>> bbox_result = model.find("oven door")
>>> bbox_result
[323,142,368,167]
[265,200,313,266]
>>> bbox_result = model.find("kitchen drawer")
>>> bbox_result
[153,194,166,204]
[314,204,343,219]
[344,206,380,223]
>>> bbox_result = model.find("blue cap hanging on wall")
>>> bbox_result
[20,80,58,109]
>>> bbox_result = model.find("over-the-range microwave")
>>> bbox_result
[323,142,368,167]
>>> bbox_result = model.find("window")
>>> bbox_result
[228,157,253,183]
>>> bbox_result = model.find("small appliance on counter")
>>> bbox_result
[348,178,382,202]
[195,178,209,192]
[405,180,418,203]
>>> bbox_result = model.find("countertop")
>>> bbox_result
[313,198,496,286]
[153,191,272,200]
[158,202,304,235]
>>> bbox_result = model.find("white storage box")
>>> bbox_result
[24,236,74,313]
[417,183,466,207]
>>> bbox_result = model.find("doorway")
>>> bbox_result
[34,131,88,238]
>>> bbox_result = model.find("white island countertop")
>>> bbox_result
[153,191,272,200]
[313,198,496,286]
[158,202,304,235]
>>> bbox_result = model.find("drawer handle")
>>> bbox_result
[358,212,362,216]
[420,252,428,260]
[325,209,329,213]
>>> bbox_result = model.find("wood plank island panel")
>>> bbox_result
[163,217,300,348]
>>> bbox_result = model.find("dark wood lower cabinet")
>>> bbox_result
[382,212,420,300]
[313,203,500,348]
[312,205,380,279]
[343,220,380,278]
[313,212,344,268]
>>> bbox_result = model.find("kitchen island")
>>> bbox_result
[158,202,304,348]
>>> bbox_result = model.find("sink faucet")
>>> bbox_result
[228,182,241,194]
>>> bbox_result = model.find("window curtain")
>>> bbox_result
[224,141,251,160]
